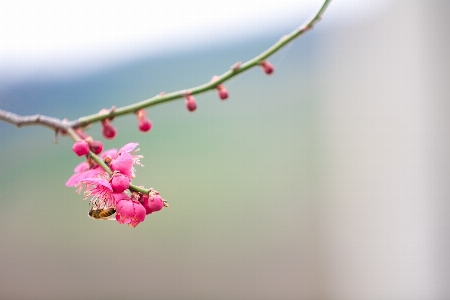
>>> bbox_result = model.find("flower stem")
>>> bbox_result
[76,0,332,127]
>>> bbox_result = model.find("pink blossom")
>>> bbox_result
[115,197,146,227]
[66,161,103,188]
[82,178,115,208]
[105,143,142,177]
[110,152,133,177]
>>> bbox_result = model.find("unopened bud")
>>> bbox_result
[260,60,274,75]
[110,173,131,193]
[89,140,104,154]
[138,119,152,132]
[185,95,197,112]
[136,109,152,132]
[72,140,89,156]
[217,85,228,100]
[101,119,116,139]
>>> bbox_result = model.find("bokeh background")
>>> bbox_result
[1,0,449,299]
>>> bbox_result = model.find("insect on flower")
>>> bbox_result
[88,206,116,220]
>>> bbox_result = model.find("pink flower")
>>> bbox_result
[104,143,142,177]
[82,178,115,208]
[110,152,133,177]
[141,192,166,215]
[115,196,146,227]
[66,161,103,189]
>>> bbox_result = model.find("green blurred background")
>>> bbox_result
[1,1,450,299]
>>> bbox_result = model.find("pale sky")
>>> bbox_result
[0,0,387,86]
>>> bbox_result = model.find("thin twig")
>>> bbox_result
[0,109,71,130]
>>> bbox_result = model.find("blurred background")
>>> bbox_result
[1,0,449,299]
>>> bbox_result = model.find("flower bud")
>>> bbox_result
[185,95,197,112]
[260,60,274,75]
[138,119,152,132]
[136,109,152,132]
[89,140,104,154]
[110,173,131,193]
[217,85,228,100]
[141,192,165,215]
[72,140,89,156]
[101,120,116,139]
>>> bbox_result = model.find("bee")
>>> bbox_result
[88,207,116,220]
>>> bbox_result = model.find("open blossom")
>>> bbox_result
[82,177,116,208]
[66,160,103,190]
[67,142,141,189]
[104,142,142,177]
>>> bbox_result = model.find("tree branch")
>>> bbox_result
[0,0,332,131]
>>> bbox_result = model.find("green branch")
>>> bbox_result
[0,0,332,131]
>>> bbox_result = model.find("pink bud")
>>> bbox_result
[141,192,165,215]
[260,60,274,75]
[185,95,197,112]
[89,140,104,154]
[138,119,152,132]
[110,173,131,193]
[136,109,152,132]
[101,120,117,139]
[217,85,228,100]
[72,140,89,156]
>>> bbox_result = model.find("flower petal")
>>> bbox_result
[100,148,118,159]
[81,178,113,191]
[115,199,146,227]
[118,142,139,154]
[74,161,89,173]
[110,152,133,177]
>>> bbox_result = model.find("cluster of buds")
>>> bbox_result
[71,129,104,156]
[67,142,167,227]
